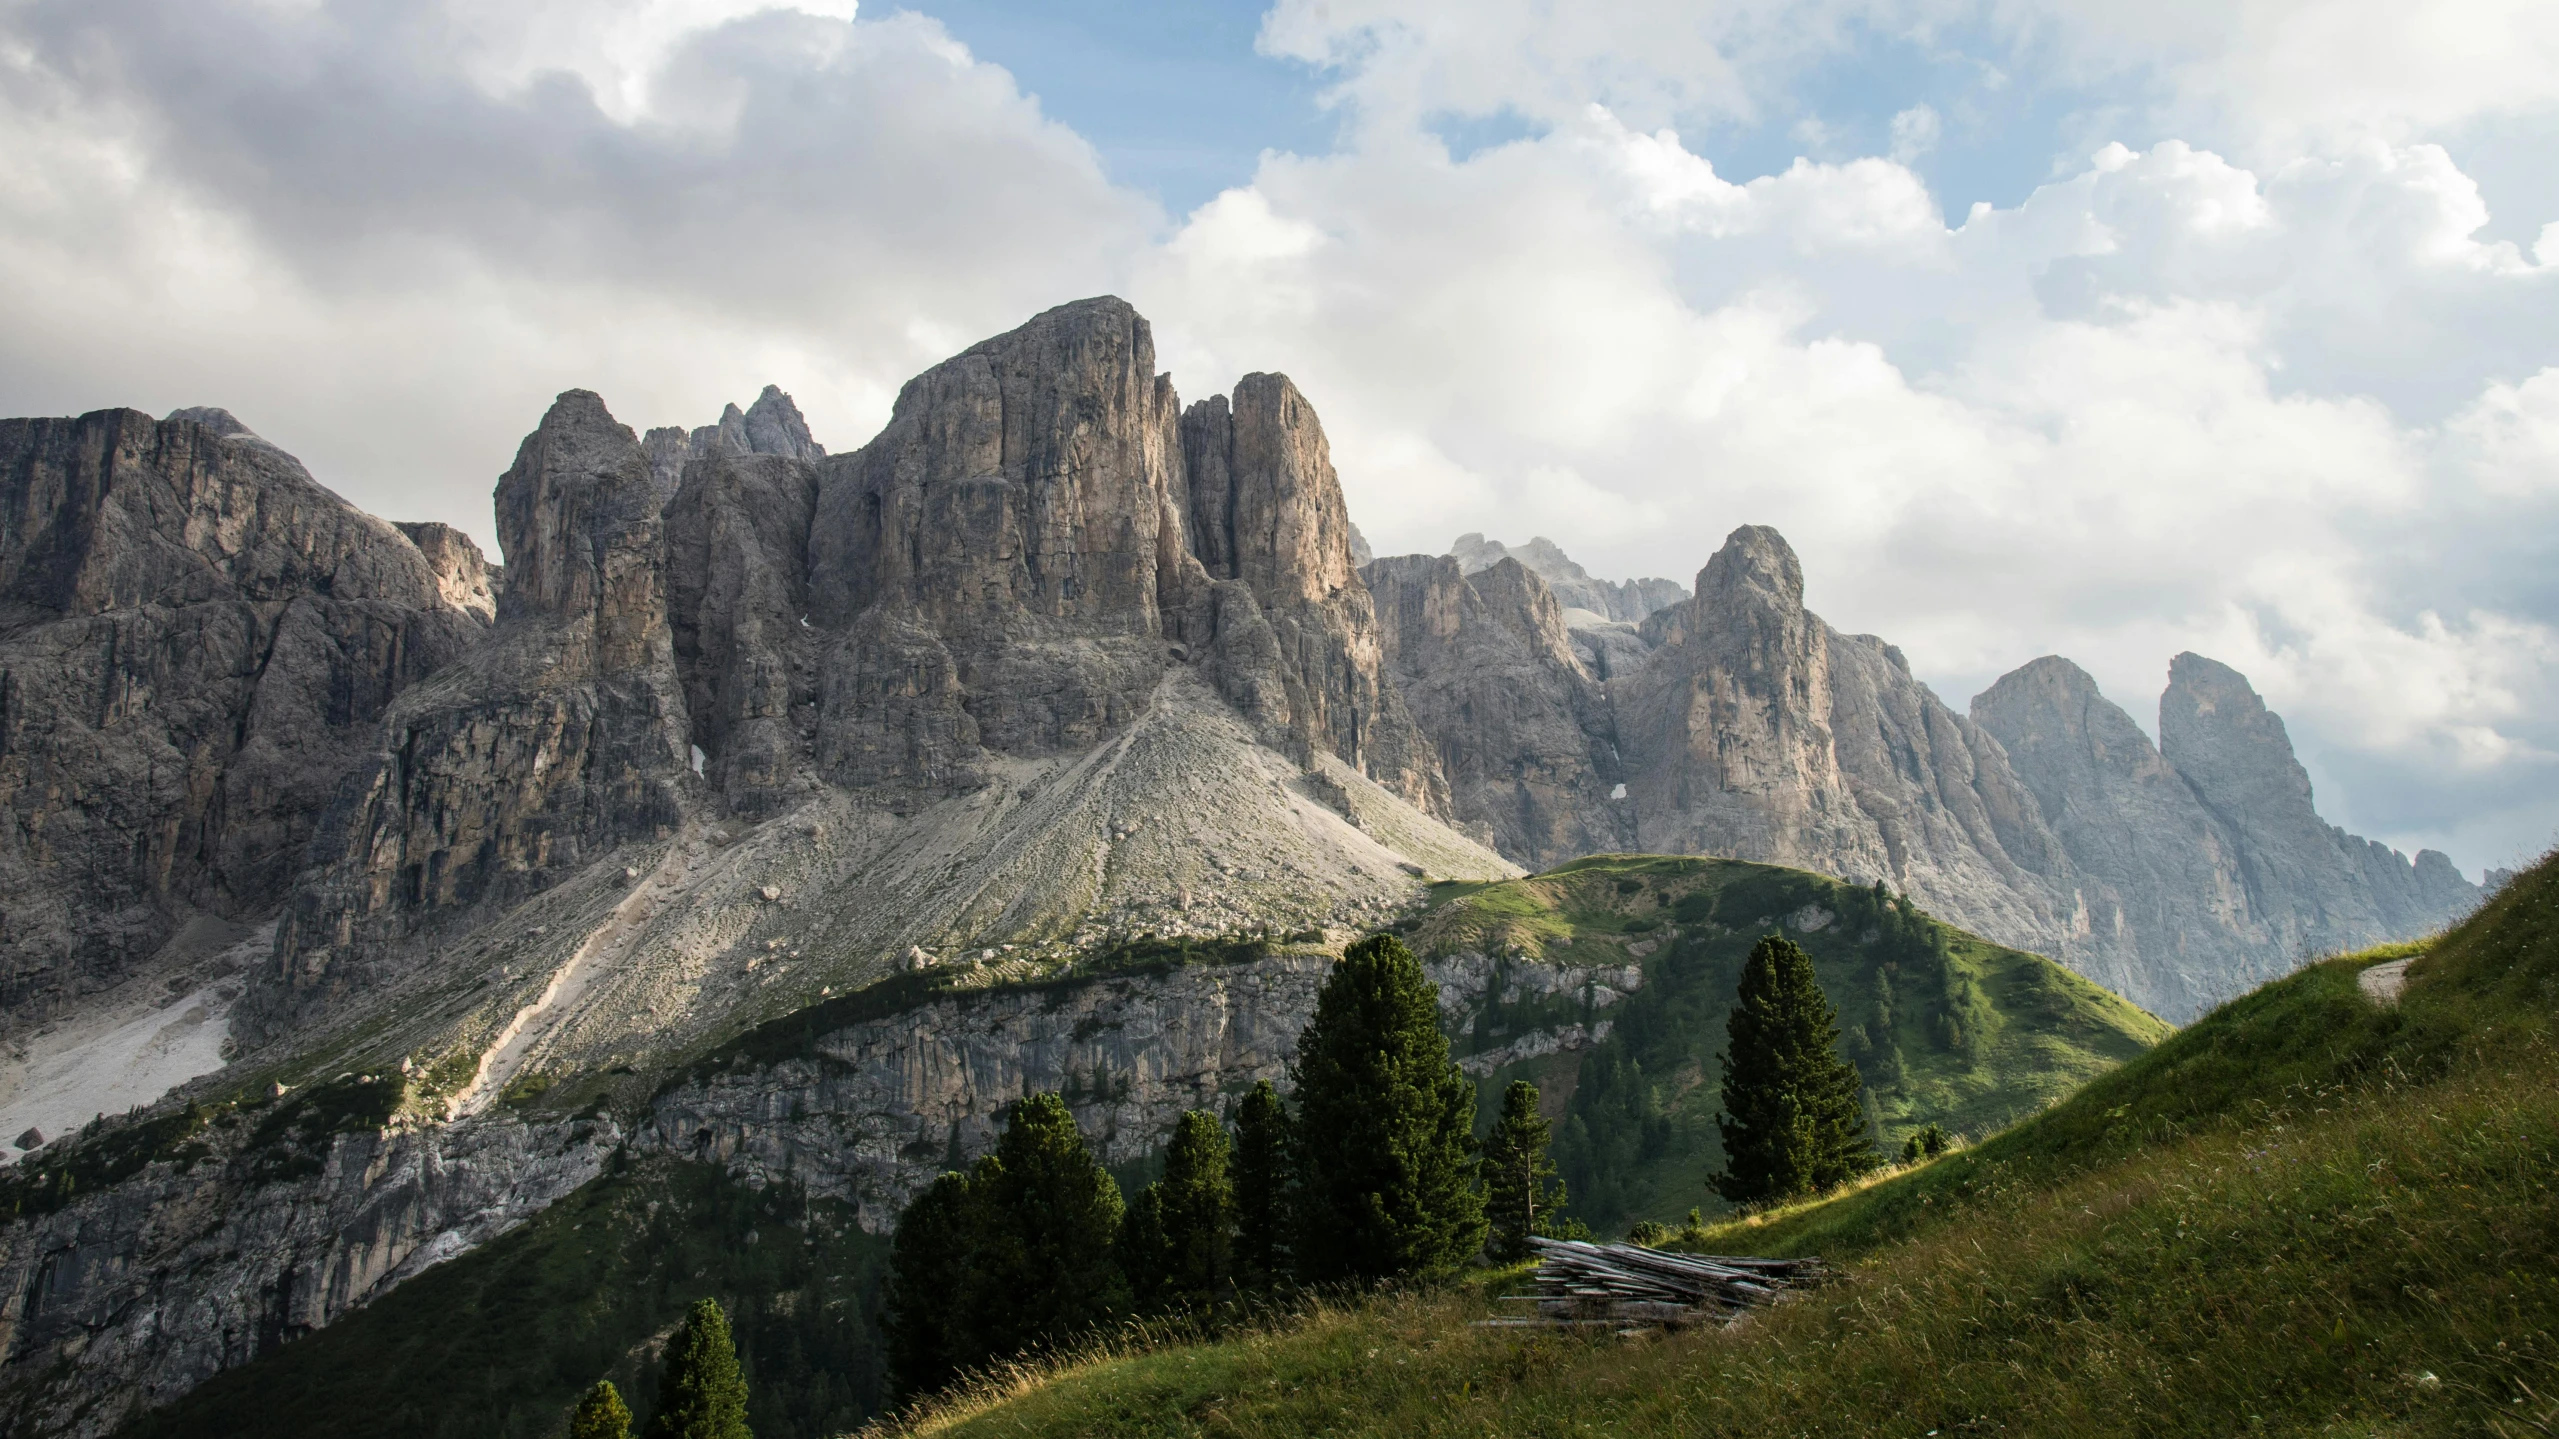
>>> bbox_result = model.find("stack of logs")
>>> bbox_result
[1484,1237,1826,1330]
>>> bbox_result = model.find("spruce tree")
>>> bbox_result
[1713,934,1876,1205]
[1230,1080,1292,1288]
[884,1170,982,1400]
[570,1379,633,1439]
[1479,1079,1568,1262]
[970,1092,1128,1359]
[644,1298,751,1439]
[1288,934,1486,1283]
[1121,1110,1233,1308]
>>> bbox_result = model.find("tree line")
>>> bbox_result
[883,929,1879,1403]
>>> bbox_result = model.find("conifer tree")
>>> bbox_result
[1713,934,1876,1205]
[1230,1080,1292,1288]
[1121,1110,1233,1308]
[1480,1079,1568,1261]
[1288,934,1486,1282]
[884,1170,982,1400]
[644,1298,751,1439]
[970,1092,1128,1359]
[570,1379,633,1439]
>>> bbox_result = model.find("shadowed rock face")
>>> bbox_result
[665,452,823,820]
[252,391,693,1039]
[1365,553,1623,863]
[0,409,487,1037]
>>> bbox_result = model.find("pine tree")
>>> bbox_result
[570,1379,633,1439]
[644,1298,751,1439]
[884,1170,981,1401]
[1230,1080,1292,1289]
[1480,1079,1568,1261]
[1712,933,1876,1205]
[970,1092,1128,1359]
[1116,1181,1172,1306]
[1288,934,1486,1283]
[1121,1110,1234,1308]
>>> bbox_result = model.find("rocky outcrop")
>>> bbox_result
[643,943,1632,1228]
[390,522,500,621]
[2159,653,2478,957]
[1450,533,1684,624]
[0,408,487,1039]
[1365,553,1624,864]
[1182,375,1449,814]
[252,392,694,1040]
[0,1105,613,1437]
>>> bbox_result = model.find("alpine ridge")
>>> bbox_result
[0,296,2483,1435]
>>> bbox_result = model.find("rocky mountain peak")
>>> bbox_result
[741,385,822,462]
[1448,532,1685,624]
[160,406,263,443]
[1699,523,1804,613]
[492,391,668,669]
[2160,652,2315,813]
[1184,371,1356,604]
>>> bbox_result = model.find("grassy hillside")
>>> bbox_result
[883,851,2559,1439]
[1411,855,2169,1229]
[115,1159,892,1439]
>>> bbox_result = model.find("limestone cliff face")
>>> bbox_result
[1364,553,1624,864]
[253,392,694,1038]
[0,408,486,1037]
[1618,526,1883,869]
[641,945,1632,1229]
[803,298,1189,803]
[2159,653,2478,957]
[0,1109,612,1437]
[1182,375,1449,814]
[1971,656,2264,1016]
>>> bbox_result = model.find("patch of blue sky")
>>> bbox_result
[888,0,1336,220]
[1691,15,2165,224]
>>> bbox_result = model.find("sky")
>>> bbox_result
[1,0,2554,876]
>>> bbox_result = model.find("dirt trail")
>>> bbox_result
[2358,956,2415,1006]
[450,839,693,1117]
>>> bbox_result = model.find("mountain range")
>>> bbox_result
[0,296,2482,1433]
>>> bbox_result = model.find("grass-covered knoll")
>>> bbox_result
[871,853,2559,1439]
[119,1159,892,1439]
[1419,855,2167,1229]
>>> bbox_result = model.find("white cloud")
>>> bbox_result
[1888,103,1940,162]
